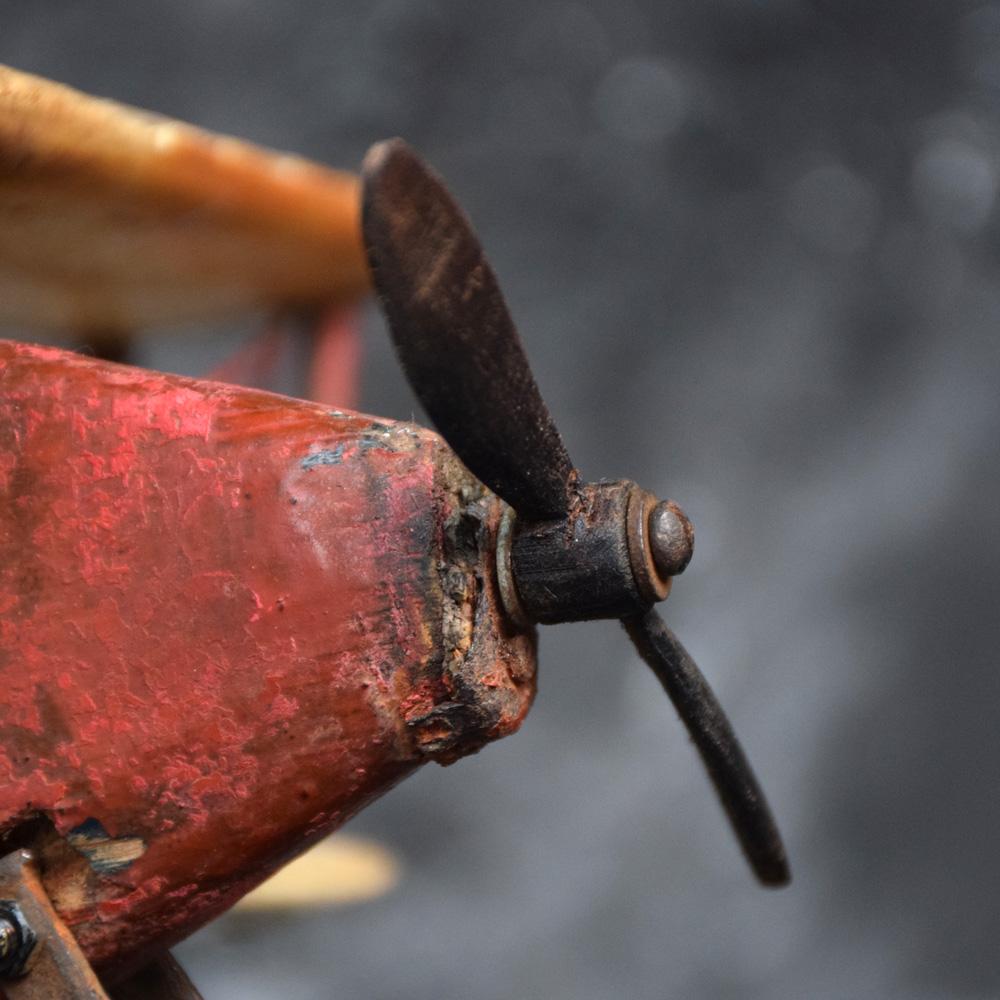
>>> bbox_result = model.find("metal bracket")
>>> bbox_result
[0,847,201,999]
[0,847,108,998]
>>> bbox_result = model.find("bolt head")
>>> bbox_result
[649,500,694,578]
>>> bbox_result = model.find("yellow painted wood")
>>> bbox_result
[0,65,369,333]
[235,836,401,911]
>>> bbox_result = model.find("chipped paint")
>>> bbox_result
[301,446,345,468]
[67,820,145,875]
[300,423,416,470]
[0,340,537,976]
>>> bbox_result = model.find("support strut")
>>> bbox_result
[0,848,201,999]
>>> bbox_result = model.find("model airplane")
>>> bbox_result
[0,65,787,998]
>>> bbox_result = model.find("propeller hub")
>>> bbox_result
[496,481,692,627]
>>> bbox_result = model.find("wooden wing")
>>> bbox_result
[0,64,369,333]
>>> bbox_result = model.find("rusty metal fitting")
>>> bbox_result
[626,488,672,605]
[496,507,533,629]
[649,500,694,578]
[0,900,36,979]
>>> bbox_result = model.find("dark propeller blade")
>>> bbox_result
[361,139,576,521]
[622,609,790,886]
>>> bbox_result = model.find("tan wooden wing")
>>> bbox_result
[0,64,369,333]
[234,835,400,912]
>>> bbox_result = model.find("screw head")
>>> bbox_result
[649,500,694,578]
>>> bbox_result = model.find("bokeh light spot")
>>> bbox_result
[594,56,689,145]
[911,137,998,233]
[785,162,881,255]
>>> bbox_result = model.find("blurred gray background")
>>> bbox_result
[3,1,999,997]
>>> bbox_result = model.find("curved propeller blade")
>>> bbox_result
[361,139,576,521]
[622,609,790,886]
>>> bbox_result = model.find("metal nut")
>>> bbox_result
[0,901,37,978]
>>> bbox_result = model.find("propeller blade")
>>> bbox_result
[361,139,576,520]
[622,609,790,886]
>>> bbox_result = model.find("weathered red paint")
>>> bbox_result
[0,340,536,976]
